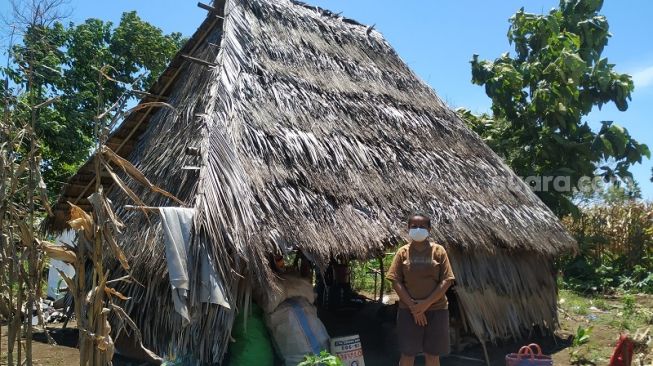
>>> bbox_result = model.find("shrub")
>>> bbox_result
[572,325,592,347]
[560,201,653,294]
[298,351,343,366]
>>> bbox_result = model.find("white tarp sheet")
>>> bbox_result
[46,230,76,300]
[159,207,230,325]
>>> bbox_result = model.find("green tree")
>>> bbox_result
[462,0,649,215]
[3,11,184,195]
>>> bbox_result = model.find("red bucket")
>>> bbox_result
[505,343,553,366]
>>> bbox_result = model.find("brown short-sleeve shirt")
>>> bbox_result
[386,242,455,310]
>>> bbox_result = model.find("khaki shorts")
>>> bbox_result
[396,308,450,356]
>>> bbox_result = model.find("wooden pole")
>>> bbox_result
[479,339,491,366]
[197,2,217,13]
[181,54,219,67]
[197,2,225,19]
[124,205,163,211]
[378,255,385,303]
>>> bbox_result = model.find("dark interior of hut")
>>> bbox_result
[256,249,477,366]
[250,249,569,366]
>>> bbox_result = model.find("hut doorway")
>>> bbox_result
[255,250,476,366]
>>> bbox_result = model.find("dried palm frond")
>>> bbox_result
[101,147,184,206]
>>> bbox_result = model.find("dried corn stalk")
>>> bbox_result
[57,65,181,366]
[0,98,54,366]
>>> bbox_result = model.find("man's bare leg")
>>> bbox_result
[399,354,415,366]
[425,354,440,366]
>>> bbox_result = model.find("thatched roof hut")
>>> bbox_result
[49,0,576,362]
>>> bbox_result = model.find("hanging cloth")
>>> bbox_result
[160,207,230,326]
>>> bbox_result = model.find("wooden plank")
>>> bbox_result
[69,179,113,188]
[197,2,217,12]
[69,173,112,183]
[56,202,92,210]
[197,2,225,19]
[65,186,97,197]
[64,183,98,190]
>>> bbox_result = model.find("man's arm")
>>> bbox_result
[411,278,454,314]
[393,280,428,326]
[392,280,415,307]
[387,248,413,307]
[425,278,454,305]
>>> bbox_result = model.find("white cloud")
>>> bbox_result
[632,65,653,89]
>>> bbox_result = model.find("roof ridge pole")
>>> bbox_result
[197,2,225,19]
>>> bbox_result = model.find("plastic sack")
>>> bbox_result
[228,303,274,366]
[258,274,316,313]
[266,297,330,366]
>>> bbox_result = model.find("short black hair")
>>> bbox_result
[408,212,431,228]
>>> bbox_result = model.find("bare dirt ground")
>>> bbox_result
[1,291,651,365]
[0,323,142,366]
[1,324,79,366]
[552,290,653,365]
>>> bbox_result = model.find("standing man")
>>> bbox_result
[386,213,456,366]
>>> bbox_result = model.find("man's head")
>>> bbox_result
[408,213,431,230]
[407,213,431,243]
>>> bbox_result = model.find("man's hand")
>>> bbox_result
[413,312,427,326]
[409,299,431,316]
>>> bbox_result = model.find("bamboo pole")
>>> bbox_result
[92,67,106,366]
[0,26,14,366]
[123,205,163,211]
[181,54,219,67]
[378,255,385,303]
[25,60,37,366]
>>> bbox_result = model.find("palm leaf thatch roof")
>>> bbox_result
[48,0,576,362]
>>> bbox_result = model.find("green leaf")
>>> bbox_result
[597,136,613,155]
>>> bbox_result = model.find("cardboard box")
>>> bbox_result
[330,335,365,366]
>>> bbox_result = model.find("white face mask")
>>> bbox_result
[408,227,429,242]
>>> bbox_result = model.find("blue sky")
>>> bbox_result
[2,0,651,199]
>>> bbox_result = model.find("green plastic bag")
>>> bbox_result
[228,303,274,366]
